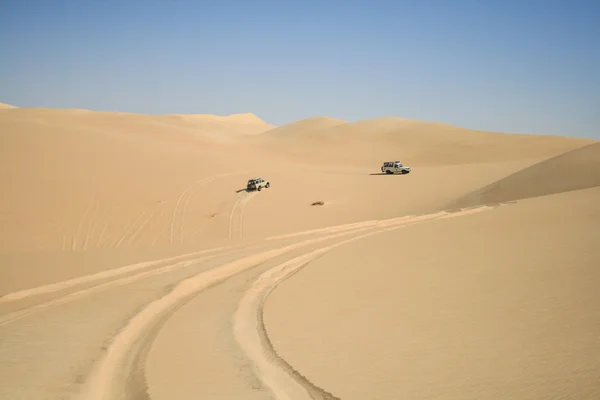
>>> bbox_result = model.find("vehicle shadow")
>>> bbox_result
[369,173,409,176]
[235,188,253,193]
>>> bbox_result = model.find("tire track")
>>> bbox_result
[151,222,169,247]
[171,172,239,244]
[228,196,242,240]
[0,205,501,400]
[265,220,381,241]
[0,208,481,306]
[233,205,497,399]
[0,246,232,303]
[82,201,101,250]
[227,191,255,240]
[113,210,149,248]
[178,174,226,244]
[96,222,109,249]
[0,253,221,327]
[238,192,255,239]
[78,209,466,400]
[169,179,208,244]
[126,209,158,247]
[73,191,96,251]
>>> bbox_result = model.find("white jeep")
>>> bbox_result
[247,177,270,191]
[381,161,411,174]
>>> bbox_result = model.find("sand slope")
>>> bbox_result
[451,142,600,208]
[0,107,248,255]
[265,187,600,399]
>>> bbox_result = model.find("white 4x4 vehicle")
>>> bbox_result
[381,161,411,174]
[247,177,270,191]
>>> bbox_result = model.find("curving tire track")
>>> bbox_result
[0,253,221,327]
[79,224,389,400]
[80,207,501,400]
[232,210,488,399]
[0,204,503,400]
[232,205,498,399]
[0,246,232,304]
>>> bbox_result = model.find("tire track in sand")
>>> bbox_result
[73,191,96,251]
[237,192,255,240]
[78,209,470,400]
[228,191,255,240]
[227,197,242,240]
[233,205,498,400]
[0,246,232,304]
[171,172,240,244]
[0,212,402,306]
[0,253,222,327]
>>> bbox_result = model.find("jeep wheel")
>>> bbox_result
[265,182,270,188]
[386,170,392,174]
[258,186,262,191]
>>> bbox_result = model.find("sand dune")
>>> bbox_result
[0,104,598,400]
[451,142,600,208]
[0,102,17,109]
[163,112,276,135]
[250,116,595,166]
[259,116,348,137]
[265,187,600,399]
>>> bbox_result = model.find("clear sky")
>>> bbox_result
[1,0,599,138]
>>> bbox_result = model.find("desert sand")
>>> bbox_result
[0,102,598,400]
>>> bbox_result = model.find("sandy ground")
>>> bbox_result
[0,103,598,399]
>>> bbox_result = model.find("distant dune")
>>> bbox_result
[164,112,276,135]
[259,116,347,137]
[251,116,595,166]
[0,102,17,109]
[451,142,600,208]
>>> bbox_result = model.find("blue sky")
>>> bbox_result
[1,0,599,138]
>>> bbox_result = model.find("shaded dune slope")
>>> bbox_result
[451,142,600,208]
